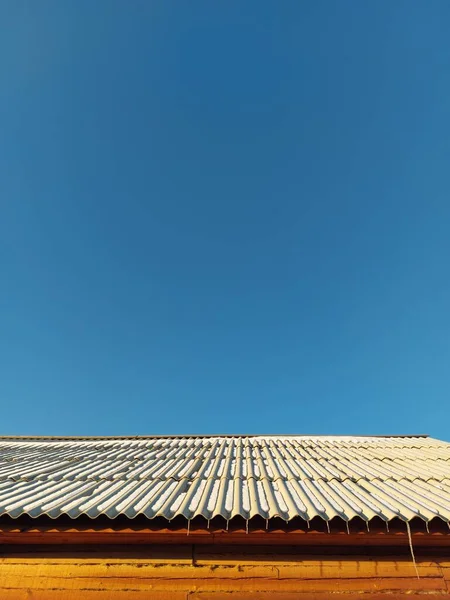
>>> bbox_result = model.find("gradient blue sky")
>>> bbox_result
[1,1,450,438]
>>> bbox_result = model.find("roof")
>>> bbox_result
[0,435,449,525]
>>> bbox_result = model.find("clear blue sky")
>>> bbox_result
[2,1,450,438]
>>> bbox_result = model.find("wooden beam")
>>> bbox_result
[1,527,449,547]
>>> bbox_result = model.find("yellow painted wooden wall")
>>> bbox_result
[1,544,450,599]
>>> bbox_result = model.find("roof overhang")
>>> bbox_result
[1,514,449,548]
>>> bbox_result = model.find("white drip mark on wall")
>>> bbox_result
[406,521,420,579]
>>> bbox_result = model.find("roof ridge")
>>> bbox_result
[0,434,430,440]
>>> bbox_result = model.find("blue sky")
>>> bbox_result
[1,1,450,438]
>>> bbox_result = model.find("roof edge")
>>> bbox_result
[0,434,430,441]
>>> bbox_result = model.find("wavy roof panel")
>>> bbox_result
[0,435,449,524]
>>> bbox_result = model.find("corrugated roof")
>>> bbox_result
[0,435,449,525]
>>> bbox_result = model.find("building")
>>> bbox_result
[0,434,450,599]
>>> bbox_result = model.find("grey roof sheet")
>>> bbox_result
[0,435,449,524]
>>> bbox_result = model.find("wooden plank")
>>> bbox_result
[1,528,450,547]
[190,595,450,600]
[0,546,193,565]
[0,592,448,600]
[0,575,445,592]
[0,555,193,565]
[0,543,429,559]
[194,544,409,560]
[0,543,446,559]
[14,594,436,600]
[0,563,275,580]
[195,547,440,569]
[194,543,450,559]
[189,595,450,600]
[0,592,185,600]
[0,559,441,579]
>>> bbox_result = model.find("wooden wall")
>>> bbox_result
[1,544,450,599]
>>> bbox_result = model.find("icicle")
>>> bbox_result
[307,519,310,529]
[346,521,350,535]
[265,518,269,530]
[187,519,191,536]
[366,520,370,532]
[385,521,390,533]
[226,519,229,531]
[207,519,210,529]
[425,521,430,534]
[326,521,330,533]
[406,521,420,579]
[246,519,249,534]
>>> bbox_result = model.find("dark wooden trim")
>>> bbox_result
[1,527,450,547]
